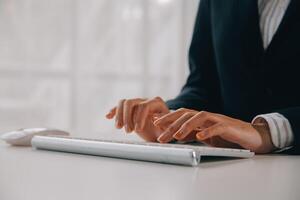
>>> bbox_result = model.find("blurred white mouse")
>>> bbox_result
[0,128,70,146]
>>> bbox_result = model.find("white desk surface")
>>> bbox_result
[1,140,300,200]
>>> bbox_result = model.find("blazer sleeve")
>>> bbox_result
[166,0,221,112]
[276,107,300,154]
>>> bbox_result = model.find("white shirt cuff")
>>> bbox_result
[252,113,294,149]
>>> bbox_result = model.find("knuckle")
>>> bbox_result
[199,111,207,116]
[123,100,129,107]
[154,96,163,101]
[139,102,149,110]
[124,99,134,107]
[182,112,193,118]
[181,113,190,118]
[178,108,187,113]
[181,124,189,131]
[196,111,210,119]
[118,99,126,105]
[175,108,191,115]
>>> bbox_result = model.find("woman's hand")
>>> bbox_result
[106,97,170,142]
[154,108,275,153]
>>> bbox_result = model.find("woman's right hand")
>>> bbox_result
[106,97,170,142]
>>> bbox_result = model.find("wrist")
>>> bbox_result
[252,121,276,153]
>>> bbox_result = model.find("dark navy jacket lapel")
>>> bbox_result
[265,0,299,56]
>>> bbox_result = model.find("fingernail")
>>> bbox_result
[157,136,163,143]
[157,133,167,143]
[197,133,205,139]
[173,131,183,139]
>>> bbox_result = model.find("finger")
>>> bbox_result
[133,112,164,126]
[152,113,164,121]
[153,108,195,128]
[178,130,198,142]
[196,123,226,141]
[123,100,137,133]
[134,97,163,131]
[173,111,217,140]
[157,112,195,143]
[115,99,125,129]
[106,107,117,119]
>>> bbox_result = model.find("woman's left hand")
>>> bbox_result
[154,108,275,153]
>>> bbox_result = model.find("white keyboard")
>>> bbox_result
[31,135,254,166]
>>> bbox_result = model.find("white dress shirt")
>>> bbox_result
[252,0,294,150]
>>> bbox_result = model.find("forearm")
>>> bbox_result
[252,107,300,154]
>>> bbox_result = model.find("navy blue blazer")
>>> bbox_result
[166,0,300,154]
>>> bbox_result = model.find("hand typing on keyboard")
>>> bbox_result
[106,97,170,142]
[106,97,200,143]
[106,96,275,154]
[153,108,275,154]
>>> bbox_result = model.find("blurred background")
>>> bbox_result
[0,0,199,138]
